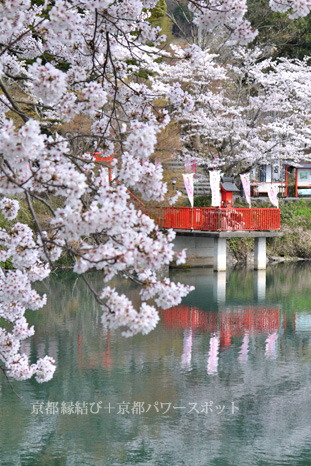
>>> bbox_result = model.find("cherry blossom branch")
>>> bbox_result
[0,364,23,399]
[25,191,54,268]
[0,80,29,122]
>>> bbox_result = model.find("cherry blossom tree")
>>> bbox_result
[164,46,311,174]
[0,0,310,385]
[0,0,192,385]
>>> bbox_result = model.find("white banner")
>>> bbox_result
[240,173,251,207]
[268,184,279,208]
[272,163,281,182]
[183,173,194,208]
[209,170,221,207]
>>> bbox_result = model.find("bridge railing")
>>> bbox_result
[145,207,280,231]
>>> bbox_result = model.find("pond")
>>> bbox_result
[1,263,311,466]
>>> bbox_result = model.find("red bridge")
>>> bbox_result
[147,207,280,231]
[144,206,282,270]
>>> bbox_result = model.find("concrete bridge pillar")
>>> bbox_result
[254,237,267,270]
[213,238,227,272]
[173,230,281,271]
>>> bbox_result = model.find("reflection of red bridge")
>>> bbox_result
[78,330,113,370]
[162,306,280,346]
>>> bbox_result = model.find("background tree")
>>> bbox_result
[247,0,311,59]
[162,47,311,175]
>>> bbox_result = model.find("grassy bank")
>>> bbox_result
[228,199,311,262]
[269,199,311,259]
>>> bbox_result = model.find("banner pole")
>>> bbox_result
[191,206,194,230]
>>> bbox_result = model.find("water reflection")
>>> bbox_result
[162,304,280,334]
[207,335,220,375]
[295,313,311,332]
[162,304,281,370]
[213,271,227,304]
[1,264,311,466]
[265,332,278,359]
[180,328,193,369]
[238,334,249,363]
[254,269,266,301]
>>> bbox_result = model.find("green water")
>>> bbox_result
[1,264,311,466]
